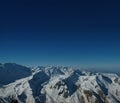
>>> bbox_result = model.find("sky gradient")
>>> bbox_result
[0,0,120,69]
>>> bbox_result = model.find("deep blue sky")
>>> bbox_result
[0,0,120,68]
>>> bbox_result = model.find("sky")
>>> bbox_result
[0,0,120,69]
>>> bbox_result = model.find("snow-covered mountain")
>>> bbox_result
[0,63,120,103]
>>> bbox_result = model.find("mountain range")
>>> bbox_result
[0,63,120,103]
